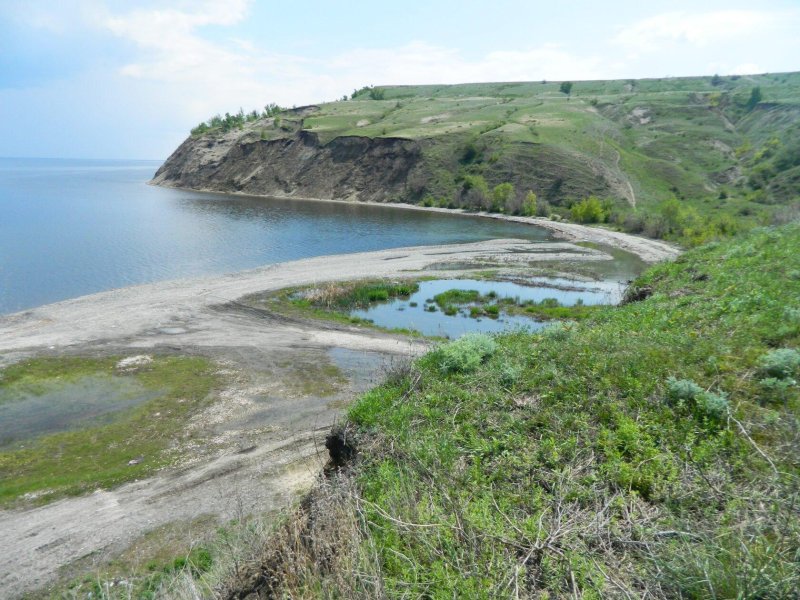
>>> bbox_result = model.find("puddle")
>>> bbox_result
[327,347,386,392]
[351,278,622,339]
[213,349,386,435]
[0,375,161,447]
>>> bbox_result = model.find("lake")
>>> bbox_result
[0,158,563,315]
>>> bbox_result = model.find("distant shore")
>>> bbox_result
[148,181,681,264]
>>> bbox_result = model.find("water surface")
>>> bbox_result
[0,375,159,447]
[0,158,560,314]
[352,277,618,338]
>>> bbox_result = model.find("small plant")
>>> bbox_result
[433,333,497,374]
[696,390,729,420]
[665,377,728,421]
[540,320,575,341]
[759,377,796,404]
[499,364,521,387]
[666,377,704,406]
[758,348,800,379]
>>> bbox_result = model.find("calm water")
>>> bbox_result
[351,277,623,338]
[0,374,159,447]
[0,158,559,314]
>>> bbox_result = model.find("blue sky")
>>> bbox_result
[1,0,799,160]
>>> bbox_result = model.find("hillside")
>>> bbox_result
[230,224,800,598]
[153,73,800,242]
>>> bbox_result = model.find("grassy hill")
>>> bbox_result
[167,72,800,246]
[237,224,800,599]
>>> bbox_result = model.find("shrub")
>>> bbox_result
[433,333,497,374]
[696,391,729,420]
[499,364,521,387]
[460,174,490,210]
[570,196,608,223]
[491,182,514,212]
[666,377,704,406]
[666,377,728,421]
[521,191,537,216]
[759,377,796,404]
[758,348,800,379]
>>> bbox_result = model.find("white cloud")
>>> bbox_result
[5,1,798,159]
[613,10,788,51]
[329,42,608,86]
[91,0,614,125]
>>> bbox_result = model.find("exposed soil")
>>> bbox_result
[0,237,670,596]
[151,131,426,203]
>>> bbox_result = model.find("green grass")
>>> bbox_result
[242,280,427,337]
[432,287,604,321]
[432,288,481,307]
[0,355,220,506]
[271,225,800,598]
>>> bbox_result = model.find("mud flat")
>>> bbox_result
[0,235,673,596]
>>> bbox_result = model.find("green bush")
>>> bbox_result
[491,182,514,213]
[666,377,704,405]
[696,390,729,420]
[758,348,800,379]
[521,190,537,216]
[433,333,497,374]
[570,196,608,223]
[539,320,576,340]
[666,377,728,421]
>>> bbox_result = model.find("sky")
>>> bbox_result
[1,0,799,160]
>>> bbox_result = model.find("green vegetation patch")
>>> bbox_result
[432,287,603,321]
[0,355,220,506]
[331,225,800,598]
[299,280,419,310]
[244,279,425,336]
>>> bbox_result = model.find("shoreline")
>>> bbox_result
[1,236,623,595]
[148,181,681,264]
[0,238,616,353]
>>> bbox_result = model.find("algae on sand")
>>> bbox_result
[0,355,220,506]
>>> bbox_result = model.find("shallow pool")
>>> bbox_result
[351,277,621,338]
[0,375,160,447]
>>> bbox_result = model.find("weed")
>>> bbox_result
[758,348,800,379]
[430,333,497,374]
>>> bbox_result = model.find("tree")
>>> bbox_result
[570,196,608,224]
[711,74,722,86]
[460,175,489,210]
[522,191,537,216]
[491,183,514,213]
[263,103,282,117]
[559,81,573,96]
[746,86,763,111]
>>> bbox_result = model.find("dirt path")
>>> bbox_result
[0,237,672,596]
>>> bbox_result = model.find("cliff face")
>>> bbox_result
[152,130,428,203]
